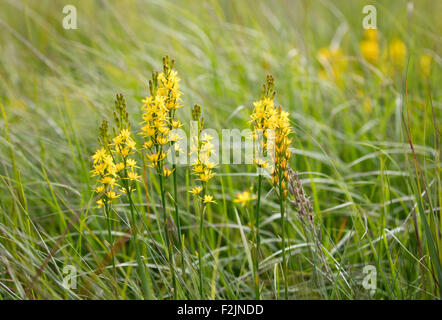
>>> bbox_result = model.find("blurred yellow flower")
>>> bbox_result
[389,38,406,68]
[163,167,174,178]
[234,190,253,207]
[360,30,379,65]
[203,195,216,204]
[189,186,203,196]
[317,46,347,82]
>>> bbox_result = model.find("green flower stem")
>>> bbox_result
[172,155,185,274]
[279,180,288,300]
[104,202,117,282]
[158,169,177,299]
[127,188,151,299]
[198,185,206,299]
[254,172,262,299]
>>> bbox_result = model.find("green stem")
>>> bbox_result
[104,203,116,283]
[159,170,177,299]
[279,181,288,300]
[173,160,185,276]
[127,190,151,299]
[198,186,206,299]
[254,173,262,299]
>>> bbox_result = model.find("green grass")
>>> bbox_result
[0,0,441,299]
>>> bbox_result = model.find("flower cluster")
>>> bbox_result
[157,56,183,112]
[111,94,140,188]
[270,106,292,199]
[189,104,216,204]
[91,143,119,208]
[141,57,182,174]
[249,75,277,169]
[91,94,140,207]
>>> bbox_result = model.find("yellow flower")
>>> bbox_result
[163,167,174,178]
[171,119,183,129]
[198,170,215,182]
[115,162,125,172]
[143,140,153,149]
[271,106,292,199]
[101,176,116,186]
[254,158,268,168]
[365,29,378,41]
[203,195,216,204]
[96,199,105,208]
[360,35,379,65]
[157,136,169,145]
[127,171,141,181]
[189,186,203,196]
[106,191,120,199]
[389,38,406,69]
[92,148,107,164]
[94,185,105,193]
[126,159,137,168]
[234,190,253,207]
[250,75,277,171]
[146,151,166,167]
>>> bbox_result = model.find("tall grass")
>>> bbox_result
[0,0,441,300]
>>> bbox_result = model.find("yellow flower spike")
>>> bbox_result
[271,106,292,199]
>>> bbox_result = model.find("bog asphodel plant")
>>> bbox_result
[249,75,277,299]
[89,57,297,300]
[189,104,216,299]
[269,105,292,300]
[91,93,151,299]
[140,56,185,299]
